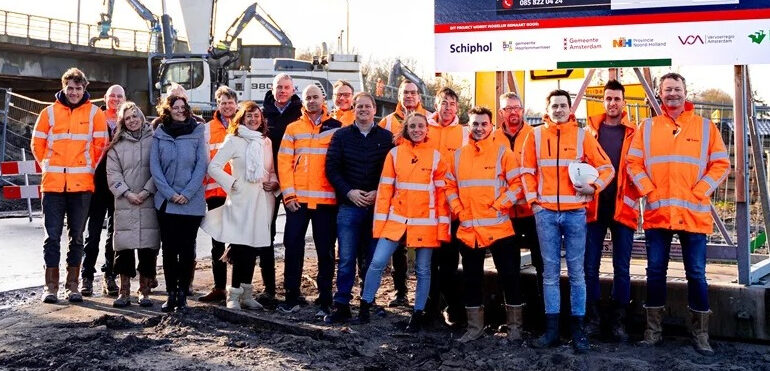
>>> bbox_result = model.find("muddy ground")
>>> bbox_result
[0,258,768,371]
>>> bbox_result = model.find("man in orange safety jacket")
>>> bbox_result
[522,89,614,353]
[277,85,342,316]
[445,106,523,343]
[627,73,729,356]
[31,68,108,304]
[424,87,468,327]
[583,80,641,342]
[331,80,355,127]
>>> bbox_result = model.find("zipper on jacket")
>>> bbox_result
[556,129,560,212]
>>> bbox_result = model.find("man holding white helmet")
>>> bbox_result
[520,89,614,353]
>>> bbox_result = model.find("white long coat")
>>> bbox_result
[201,134,278,247]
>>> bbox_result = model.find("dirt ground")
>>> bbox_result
[1,257,769,371]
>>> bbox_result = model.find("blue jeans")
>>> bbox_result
[585,221,634,305]
[42,192,92,268]
[534,208,587,316]
[333,204,377,305]
[645,229,709,311]
[362,238,433,310]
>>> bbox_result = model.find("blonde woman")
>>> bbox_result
[105,102,159,308]
[201,101,279,310]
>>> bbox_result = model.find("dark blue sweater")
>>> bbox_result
[325,123,394,206]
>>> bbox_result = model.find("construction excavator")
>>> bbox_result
[89,0,176,54]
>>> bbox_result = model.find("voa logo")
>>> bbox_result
[678,35,704,45]
[449,42,492,54]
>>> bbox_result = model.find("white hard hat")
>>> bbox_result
[568,162,599,185]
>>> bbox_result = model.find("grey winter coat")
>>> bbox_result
[149,121,208,216]
[106,124,160,251]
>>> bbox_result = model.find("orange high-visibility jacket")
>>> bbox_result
[493,124,536,219]
[373,140,450,247]
[377,102,431,135]
[445,134,520,248]
[31,100,108,193]
[520,116,614,211]
[332,108,355,127]
[204,111,232,199]
[277,106,342,209]
[426,112,468,163]
[584,113,641,230]
[626,102,729,234]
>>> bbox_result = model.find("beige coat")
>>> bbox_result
[106,124,160,251]
[201,134,277,247]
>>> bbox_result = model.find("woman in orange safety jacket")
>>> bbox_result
[355,112,449,333]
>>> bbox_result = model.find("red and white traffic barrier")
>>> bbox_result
[2,185,40,199]
[0,160,41,176]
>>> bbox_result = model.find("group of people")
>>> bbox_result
[32,67,728,356]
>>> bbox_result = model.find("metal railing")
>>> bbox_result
[0,9,159,53]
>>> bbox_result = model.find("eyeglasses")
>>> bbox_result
[334,92,352,98]
[502,106,523,112]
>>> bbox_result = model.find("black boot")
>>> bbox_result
[324,302,352,324]
[176,288,188,311]
[571,315,590,354]
[405,310,424,333]
[161,291,177,313]
[610,303,629,343]
[585,301,600,337]
[531,313,560,348]
[353,299,372,324]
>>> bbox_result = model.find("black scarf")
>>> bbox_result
[161,117,197,138]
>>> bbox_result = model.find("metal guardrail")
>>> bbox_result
[0,9,158,53]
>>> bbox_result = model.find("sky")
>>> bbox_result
[2,0,769,116]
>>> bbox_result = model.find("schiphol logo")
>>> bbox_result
[748,30,766,44]
[449,42,493,54]
[678,35,705,45]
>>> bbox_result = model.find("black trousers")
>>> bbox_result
[427,220,461,314]
[261,195,282,296]
[391,243,408,296]
[511,216,544,305]
[230,244,259,288]
[460,236,521,307]
[82,189,115,279]
[113,248,158,278]
[206,197,228,289]
[157,207,202,293]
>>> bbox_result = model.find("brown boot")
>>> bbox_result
[42,267,59,303]
[65,266,83,302]
[690,308,714,356]
[639,306,664,346]
[458,306,484,343]
[198,288,227,302]
[113,275,131,308]
[138,276,153,307]
[504,304,524,340]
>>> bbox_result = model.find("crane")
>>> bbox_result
[389,59,428,94]
[89,0,176,55]
[213,2,293,51]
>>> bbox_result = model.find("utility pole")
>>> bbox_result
[76,0,81,45]
[346,0,350,53]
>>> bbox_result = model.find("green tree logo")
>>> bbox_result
[748,30,766,44]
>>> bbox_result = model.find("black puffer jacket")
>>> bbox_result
[263,90,302,170]
[325,124,394,206]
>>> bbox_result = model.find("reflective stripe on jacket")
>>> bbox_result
[204,111,231,199]
[626,102,729,234]
[520,116,614,212]
[445,134,519,248]
[373,141,450,247]
[31,101,108,192]
[277,106,342,209]
[585,113,640,230]
[493,124,535,219]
